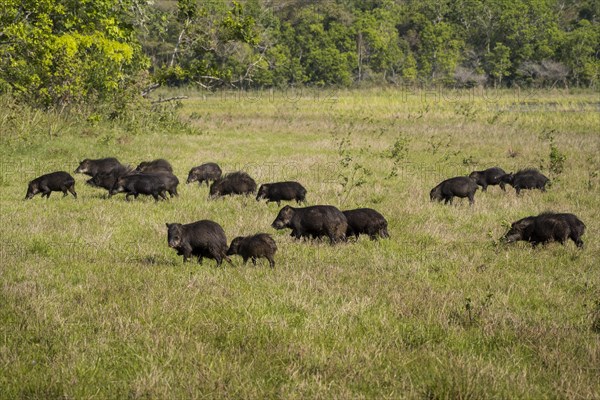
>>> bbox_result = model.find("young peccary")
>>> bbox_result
[501,169,549,195]
[75,157,122,176]
[503,212,586,248]
[209,171,257,198]
[187,163,222,186]
[430,176,478,205]
[109,174,168,201]
[271,205,348,244]
[256,181,307,205]
[26,171,77,199]
[227,233,277,268]
[166,220,232,266]
[136,159,173,174]
[343,208,390,240]
[469,167,507,192]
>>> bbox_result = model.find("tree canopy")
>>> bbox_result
[1,0,598,108]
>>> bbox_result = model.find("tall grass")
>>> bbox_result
[0,88,599,399]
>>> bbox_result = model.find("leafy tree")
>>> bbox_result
[560,19,600,86]
[486,43,512,86]
[0,0,148,108]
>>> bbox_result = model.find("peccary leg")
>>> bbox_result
[251,257,257,266]
[481,184,488,192]
[266,256,275,269]
[61,186,69,197]
[242,256,249,265]
[499,182,506,191]
[68,185,77,198]
[468,193,475,206]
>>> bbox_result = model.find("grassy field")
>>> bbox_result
[1,87,599,399]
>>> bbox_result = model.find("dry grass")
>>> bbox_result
[0,88,599,399]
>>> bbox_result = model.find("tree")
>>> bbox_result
[419,21,463,83]
[0,0,149,108]
[486,43,512,86]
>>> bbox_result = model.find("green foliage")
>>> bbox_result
[0,0,149,109]
[539,128,567,175]
[486,43,512,86]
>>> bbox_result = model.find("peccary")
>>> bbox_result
[26,171,77,199]
[503,212,585,248]
[109,174,168,201]
[166,220,232,266]
[86,164,134,192]
[209,171,257,198]
[256,181,307,205]
[187,163,222,186]
[430,176,478,205]
[75,157,122,176]
[469,167,507,192]
[227,233,277,268]
[501,169,550,195]
[271,205,347,244]
[136,159,173,174]
[149,172,179,197]
[343,208,390,240]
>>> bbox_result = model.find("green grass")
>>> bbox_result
[1,88,599,399]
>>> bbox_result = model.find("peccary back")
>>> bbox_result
[75,157,122,176]
[430,176,478,205]
[136,159,173,174]
[503,212,585,247]
[187,163,222,186]
[469,167,507,191]
[503,169,549,194]
[272,205,347,244]
[343,208,389,240]
[209,171,257,198]
[227,233,277,268]
[256,181,307,205]
[166,220,231,266]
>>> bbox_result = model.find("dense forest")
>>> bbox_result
[1,0,598,108]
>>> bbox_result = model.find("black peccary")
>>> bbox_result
[147,172,179,197]
[74,157,122,176]
[86,164,134,192]
[187,163,222,186]
[501,169,550,195]
[109,174,168,201]
[136,159,173,174]
[430,176,479,205]
[343,208,390,240]
[256,181,307,205]
[166,220,232,266]
[227,233,277,268]
[271,205,347,244]
[209,171,257,198]
[503,212,586,248]
[26,171,77,199]
[469,167,507,192]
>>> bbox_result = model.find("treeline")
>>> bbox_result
[0,0,598,109]
[148,0,599,89]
